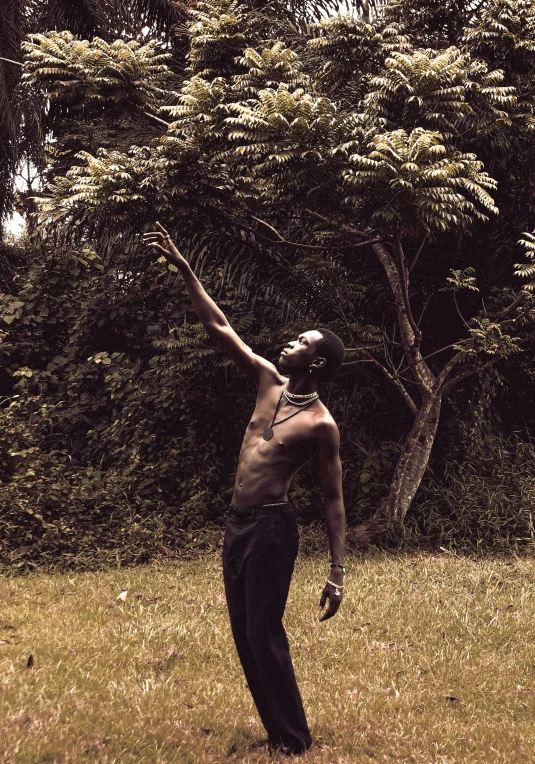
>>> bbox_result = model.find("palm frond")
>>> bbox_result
[0,0,25,235]
[34,0,187,42]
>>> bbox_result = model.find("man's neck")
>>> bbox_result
[285,374,319,396]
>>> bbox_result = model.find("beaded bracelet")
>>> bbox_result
[326,579,345,589]
[325,579,344,596]
[330,562,346,573]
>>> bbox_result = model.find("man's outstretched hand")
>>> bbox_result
[319,579,343,622]
[143,222,184,267]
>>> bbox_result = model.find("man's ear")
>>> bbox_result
[311,357,326,370]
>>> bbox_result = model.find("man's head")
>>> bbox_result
[279,328,345,383]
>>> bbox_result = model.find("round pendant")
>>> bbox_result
[263,427,274,441]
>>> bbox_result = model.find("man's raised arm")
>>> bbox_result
[143,223,273,385]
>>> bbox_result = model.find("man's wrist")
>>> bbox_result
[172,253,186,269]
[327,568,344,583]
[330,562,345,573]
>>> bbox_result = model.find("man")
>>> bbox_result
[143,222,346,756]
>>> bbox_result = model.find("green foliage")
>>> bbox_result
[515,231,535,290]
[308,16,410,98]
[2,0,535,568]
[442,266,479,292]
[365,47,516,142]
[187,0,255,77]
[0,248,257,570]
[384,0,479,48]
[23,32,174,110]
[454,318,522,359]
[0,0,24,236]
[21,31,178,180]
[343,128,498,234]
[463,0,535,78]
[416,432,535,551]
[0,0,187,240]
[233,43,309,96]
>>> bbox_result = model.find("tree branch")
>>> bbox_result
[372,240,435,394]
[140,109,171,128]
[379,342,466,386]
[433,293,532,388]
[414,338,472,366]
[393,233,422,343]
[350,351,419,415]
[341,358,378,364]
[371,357,419,415]
[442,358,499,393]
[344,341,402,352]
[435,350,464,388]
[409,233,426,273]
[249,215,382,250]
[0,57,22,67]
[498,291,527,316]
[234,221,292,264]
[453,291,471,329]
[417,293,432,325]
[302,207,375,240]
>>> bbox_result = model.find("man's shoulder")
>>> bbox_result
[312,407,340,440]
[256,360,285,388]
[256,355,279,374]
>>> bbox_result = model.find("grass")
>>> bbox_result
[1,552,535,763]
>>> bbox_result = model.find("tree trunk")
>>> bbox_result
[371,240,441,521]
[378,391,442,522]
[349,241,444,548]
[351,391,443,549]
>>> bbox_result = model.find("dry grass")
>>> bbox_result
[1,552,535,763]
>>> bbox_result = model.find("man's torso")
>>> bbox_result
[231,370,332,508]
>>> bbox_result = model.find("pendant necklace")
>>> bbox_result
[263,387,319,441]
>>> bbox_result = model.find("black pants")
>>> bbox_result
[222,502,312,754]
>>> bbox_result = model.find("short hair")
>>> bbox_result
[315,328,345,383]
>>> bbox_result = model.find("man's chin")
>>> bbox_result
[278,354,287,369]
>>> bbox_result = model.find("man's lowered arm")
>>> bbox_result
[316,419,346,622]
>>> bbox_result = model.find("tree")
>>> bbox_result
[0,0,185,243]
[2,0,535,570]
[27,0,535,535]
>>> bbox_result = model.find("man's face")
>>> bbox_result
[278,330,324,375]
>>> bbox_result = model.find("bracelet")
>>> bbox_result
[326,579,345,589]
[330,562,346,572]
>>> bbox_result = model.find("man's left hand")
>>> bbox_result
[319,579,343,622]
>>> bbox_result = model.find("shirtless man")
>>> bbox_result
[144,223,346,756]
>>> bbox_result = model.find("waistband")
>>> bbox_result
[229,501,292,516]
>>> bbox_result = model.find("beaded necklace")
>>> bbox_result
[263,386,319,441]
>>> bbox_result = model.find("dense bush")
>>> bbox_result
[2,0,535,570]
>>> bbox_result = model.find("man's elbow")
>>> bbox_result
[324,491,344,507]
[205,319,229,336]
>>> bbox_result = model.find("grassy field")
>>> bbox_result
[1,552,535,763]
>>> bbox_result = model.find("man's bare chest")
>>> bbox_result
[245,399,319,452]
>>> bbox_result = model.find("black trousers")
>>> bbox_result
[222,502,312,754]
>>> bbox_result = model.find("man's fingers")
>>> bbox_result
[319,598,341,622]
[319,582,343,621]
[143,233,165,243]
[155,221,170,236]
[319,601,334,621]
[146,242,168,254]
